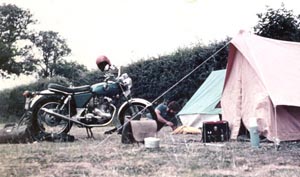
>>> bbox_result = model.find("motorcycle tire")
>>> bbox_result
[31,96,73,136]
[118,102,158,128]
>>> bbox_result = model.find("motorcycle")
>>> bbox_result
[22,57,157,138]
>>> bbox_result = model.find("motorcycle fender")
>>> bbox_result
[117,98,153,117]
[112,98,156,129]
[29,90,55,109]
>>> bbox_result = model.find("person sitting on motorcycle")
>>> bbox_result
[155,101,181,131]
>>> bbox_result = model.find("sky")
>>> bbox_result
[0,0,299,89]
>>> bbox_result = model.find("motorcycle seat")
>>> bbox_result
[48,83,91,94]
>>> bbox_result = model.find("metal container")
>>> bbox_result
[249,118,260,148]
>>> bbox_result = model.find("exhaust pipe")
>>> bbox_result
[40,108,88,126]
[40,108,114,128]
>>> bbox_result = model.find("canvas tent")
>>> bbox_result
[221,30,300,142]
[177,70,226,128]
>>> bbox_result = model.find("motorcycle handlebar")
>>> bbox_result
[103,65,122,82]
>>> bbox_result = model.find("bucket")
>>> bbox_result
[144,137,160,149]
[249,118,260,148]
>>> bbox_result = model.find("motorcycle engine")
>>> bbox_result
[80,96,113,125]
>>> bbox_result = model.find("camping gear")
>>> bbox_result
[41,133,75,142]
[177,70,225,128]
[172,125,201,134]
[144,137,160,148]
[202,121,229,143]
[22,59,157,138]
[0,111,75,143]
[121,119,157,144]
[0,123,34,144]
[0,112,35,144]
[249,118,260,148]
[221,30,300,142]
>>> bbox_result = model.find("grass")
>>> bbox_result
[0,125,300,177]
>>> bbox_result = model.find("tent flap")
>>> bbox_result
[178,70,225,128]
[178,70,226,115]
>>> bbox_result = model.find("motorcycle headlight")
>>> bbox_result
[123,77,132,90]
[119,73,132,90]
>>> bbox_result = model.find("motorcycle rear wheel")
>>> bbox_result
[32,96,72,135]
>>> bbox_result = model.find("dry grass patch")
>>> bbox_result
[0,126,300,177]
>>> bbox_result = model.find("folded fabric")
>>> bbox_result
[172,125,201,134]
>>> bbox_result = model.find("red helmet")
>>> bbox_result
[96,55,111,71]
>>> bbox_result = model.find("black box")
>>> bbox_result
[202,121,230,143]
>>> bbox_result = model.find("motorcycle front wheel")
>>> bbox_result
[118,102,157,126]
[32,96,72,135]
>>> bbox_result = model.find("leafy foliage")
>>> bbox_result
[123,40,229,105]
[53,60,88,86]
[0,4,36,76]
[0,4,73,79]
[254,3,300,41]
[0,76,70,123]
[78,70,106,86]
[29,31,72,78]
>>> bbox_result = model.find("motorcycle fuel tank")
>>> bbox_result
[91,81,121,97]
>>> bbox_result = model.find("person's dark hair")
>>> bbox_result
[168,101,180,112]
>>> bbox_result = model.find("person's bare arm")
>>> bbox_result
[155,109,173,126]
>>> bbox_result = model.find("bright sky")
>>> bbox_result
[0,0,299,89]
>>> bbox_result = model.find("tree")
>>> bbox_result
[30,30,71,78]
[0,4,36,76]
[54,60,88,86]
[254,3,300,42]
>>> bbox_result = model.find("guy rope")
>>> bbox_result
[98,41,231,145]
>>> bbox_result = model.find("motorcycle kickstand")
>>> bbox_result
[86,127,94,139]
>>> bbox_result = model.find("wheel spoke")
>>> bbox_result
[37,101,70,134]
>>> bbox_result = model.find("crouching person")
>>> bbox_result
[154,101,181,131]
